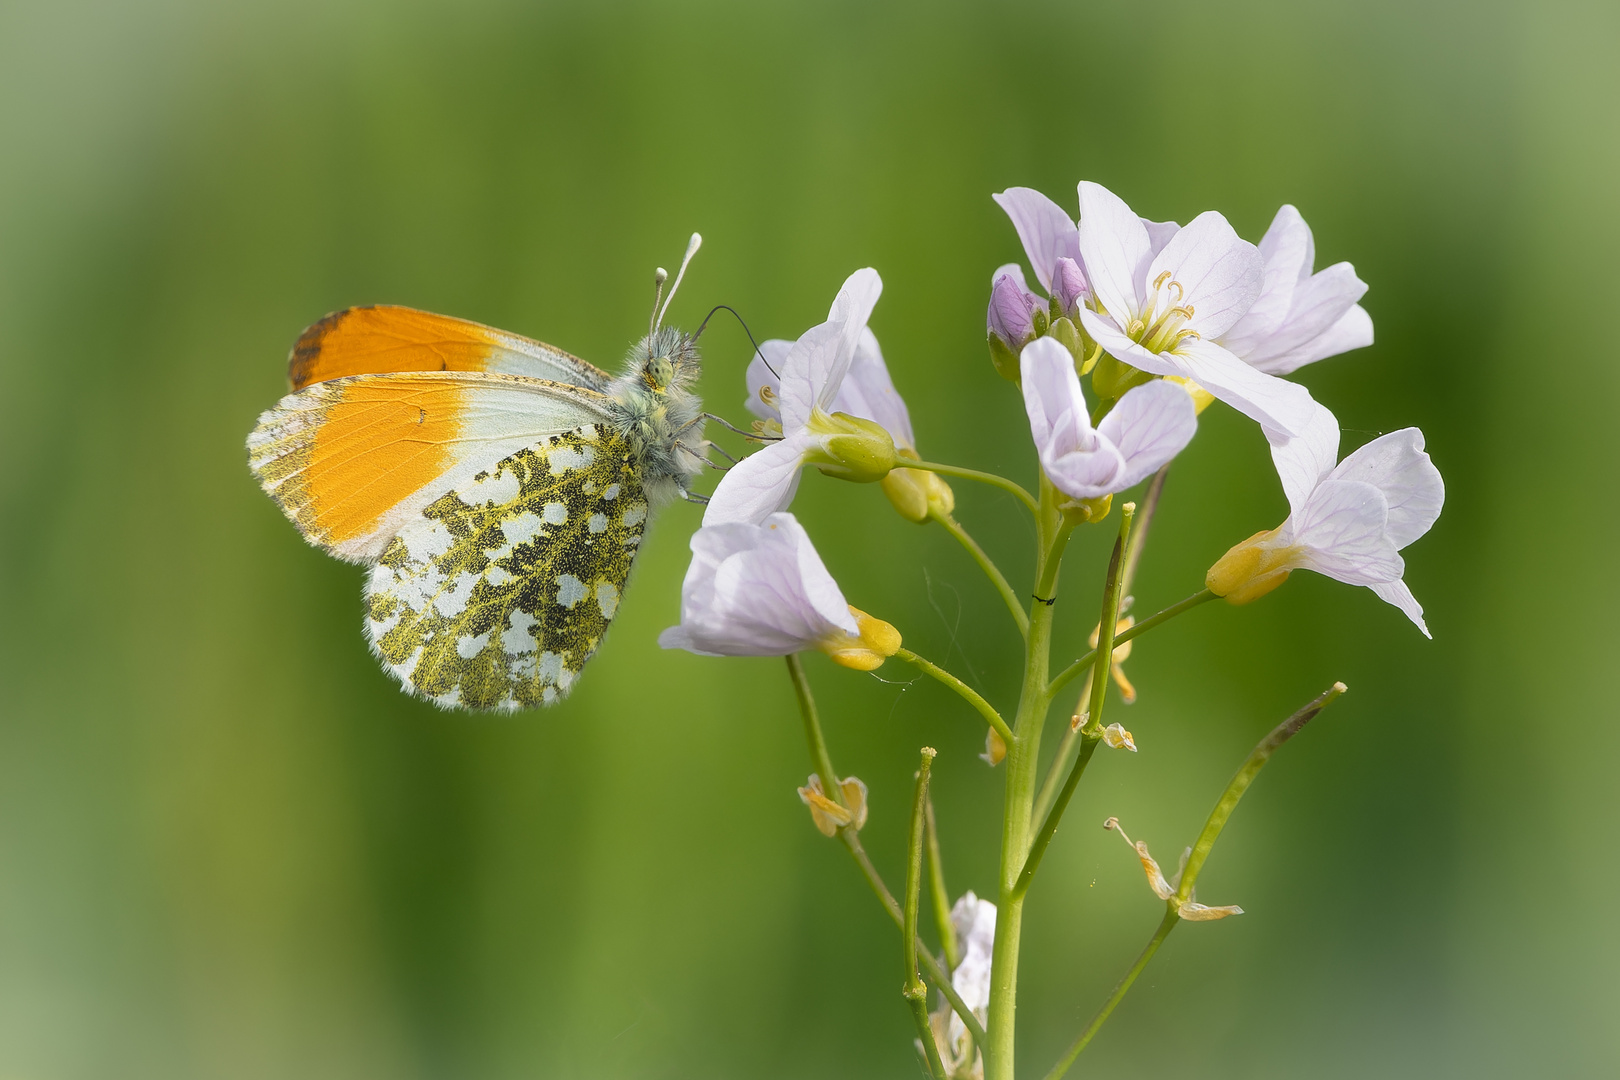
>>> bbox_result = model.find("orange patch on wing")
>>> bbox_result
[290,305,507,390]
[305,377,465,544]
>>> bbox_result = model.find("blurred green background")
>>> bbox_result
[1,0,1616,1076]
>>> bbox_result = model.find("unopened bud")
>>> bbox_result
[1206,527,1300,605]
[988,272,1041,382]
[1059,492,1113,525]
[880,450,955,523]
[798,773,869,836]
[821,605,902,671]
[1052,257,1089,319]
[806,411,897,482]
[1048,315,1087,370]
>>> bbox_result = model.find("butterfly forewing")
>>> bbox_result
[364,425,649,710]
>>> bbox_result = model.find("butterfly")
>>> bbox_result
[247,235,709,711]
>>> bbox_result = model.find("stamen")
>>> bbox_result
[1152,270,1173,290]
[1127,319,1146,337]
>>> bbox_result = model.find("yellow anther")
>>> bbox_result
[821,605,902,670]
[1153,270,1173,290]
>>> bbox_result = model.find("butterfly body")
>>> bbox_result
[248,304,706,711]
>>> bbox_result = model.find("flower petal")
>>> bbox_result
[1369,577,1431,638]
[1248,302,1374,375]
[1075,307,1180,376]
[1078,181,1152,326]
[1234,261,1368,371]
[702,435,810,526]
[832,328,914,450]
[1019,337,1090,450]
[1219,204,1314,352]
[1097,380,1197,489]
[744,338,793,422]
[1265,401,1341,522]
[992,187,1079,293]
[817,268,883,413]
[1328,427,1443,550]
[1142,216,1181,255]
[1166,337,1319,435]
[1292,478,1403,586]
[1147,210,1264,339]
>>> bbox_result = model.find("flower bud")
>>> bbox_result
[820,605,901,671]
[1059,492,1112,525]
[1052,256,1088,318]
[798,773,869,836]
[805,411,898,482]
[1205,527,1301,605]
[881,450,956,523]
[1048,316,1088,370]
[988,272,1041,381]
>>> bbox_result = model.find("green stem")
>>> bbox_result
[1013,504,1134,900]
[1030,671,1091,830]
[1047,589,1216,700]
[1042,681,1349,1079]
[1176,681,1348,903]
[905,459,1039,516]
[1041,910,1179,1080]
[905,749,947,1080]
[842,831,988,1050]
[933,509,1029,639]
[925,795,960,971]
[984,474,1073,1080]
[896,649,1014,746]
[787,654,841,806]
[784,655,986,1050]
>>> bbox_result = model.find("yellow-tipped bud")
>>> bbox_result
[1164,375,1216,414]
[797,773,869,836]
[1205,527,1301,605]
[881,449,955,523]
[805,411,898,482]
[821,605,902,671]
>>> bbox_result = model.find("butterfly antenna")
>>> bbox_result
[696,304,777,377]
[655,232,703,331]
[648,267,669,340]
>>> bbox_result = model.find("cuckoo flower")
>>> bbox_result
[1218,205,1374,375]
[707,269,892,525]
[928,891,996,1076]
[1020,337,1196,507]
[1207,409,1445,635]
[1074,180,1317,436]
[658,513,901,669]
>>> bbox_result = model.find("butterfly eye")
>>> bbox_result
[645,355,676,390]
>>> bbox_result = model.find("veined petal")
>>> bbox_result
[1167,338,1319,435]
[1147,210,1264,339]
[1265,401,1341,522]
[1234,261,1368,370]
[1142,216,1181,255]
[1258,204,1315,285]
[1097,380,1197,489]
[819,268,883,413]
[1020,337,1091,450]
[1249,303,1374,375]
[702,435,810,526]
[1220,205,1314,352]
[1328,427,1443,550]
[744,339,793,422]
[1078,181,1153,325]
[1292,478,1403,585]
[832,328,915,450]
[992,187,1079,293]
[1369,577,1431,638]
[778,322,842,432]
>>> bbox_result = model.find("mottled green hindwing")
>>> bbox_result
[364,426,649,710]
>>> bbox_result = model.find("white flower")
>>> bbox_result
[658,513,901,669]
[1019,337,1196,503]
[1218,205,1374,375]
[929,891,996,1075]
[1073,180,1318,436]
[706,269,891,525]
[1208,408,1445,635]
[745,326,915,451]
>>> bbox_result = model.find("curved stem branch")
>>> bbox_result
[896,649,1014,746]
[1041,910,1179,1080]
[932,509,1029,639]
[1047,589,1217,700]
[905,459,1039,516]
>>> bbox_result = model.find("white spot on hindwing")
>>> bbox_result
[556,574,587,608]
[542,502,568,525]
[503,610,537,654]
[456,632,490,658]
[596,581,620,618]
[588,513,608,534]
[549,445,595,474]
[461,469,520,505]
